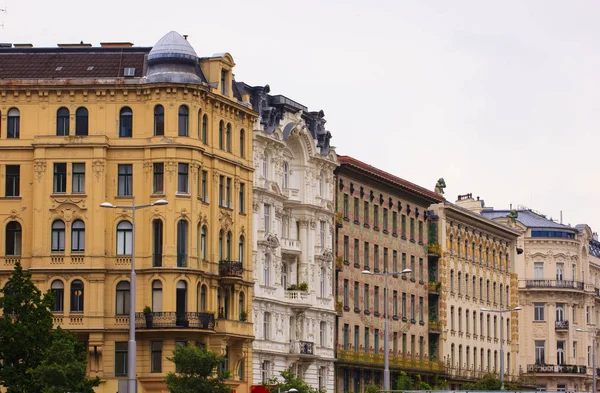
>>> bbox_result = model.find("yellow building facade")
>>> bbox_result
[0,31,256,393]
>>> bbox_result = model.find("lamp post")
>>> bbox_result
[480,306,522,390]
[362,267,412,392]
[100,197,168,393]
[576,328,597,393]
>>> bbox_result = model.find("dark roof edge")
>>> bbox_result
[0,47,152,54]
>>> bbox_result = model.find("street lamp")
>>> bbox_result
[576,328,598,393]
[362,267,412,392]
[100,197,168,393]
[480,306,522,390]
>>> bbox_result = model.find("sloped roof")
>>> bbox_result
[481,209,575,230]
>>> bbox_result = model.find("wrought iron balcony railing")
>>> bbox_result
[524,280,584,290]
[555,320,569,330]
[219,260,243,278]
[135,312,215,330]
[527,364,586,374]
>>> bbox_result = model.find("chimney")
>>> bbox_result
[13,43,33,48]
[560,210,563,224]
[57,43,93,48]
[100,42,134,48]
[594,232,598,241]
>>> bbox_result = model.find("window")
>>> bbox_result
[383,248,388,272]
[343,194,349,219]
[72,163,85,193]
[364,283,370,311]
[343,279,349,308]
[363,201,369,225]
[5,165,19,197]
[534,262,544,279]
[239,129,245,157]
[71,220,85,252]
[418,221,423,243]
[51,280,64,312]
[115,342,128,376]
[239,291,245,320]
[199,284,207,311]
[119,107,133,137]
[238,235,245,265]
[373,205,379,229]
[410,295,415,320]
[318,366,326,390]
[364,327,370,353]
[118,164,133,196]
[51,220,65,252]
[151,341,162,373]
[219,121,224,149]
[221,69,228,94]
[177,163,189,194]
[152,280,162,311]
[410,218,415,240]
[75,107,88,135]
[419,258,423,282]
[353,239,359,266]
[320,266,326,297]
[282,162,289,188]
[263,253,271,286]
[354,282,359,310]
[70,280,84,312]
[402,293,406,318]
[226,123,232,152]
[392,211,398,234]
[261,360,271,383]
[262,153,268,179]
[354,326,359,352]
[178,105,189,136]
[321,221,327,247]
[53,163,67,193]
[5,221,21,256]
[374,245,379,271]
[154,105,164,136]
[115,281,130,315]
[201,170,208,201]
[410,256,415,280]
[201,114,208,143]
[56,107,70,136]
[264,204,271,233]
[401,215,406,237]
[200,226,207,261]
[153,163,164,193]
[393,250,398,273]
[402,253,407,271]
[116,221,133,255]
[177,220,188,267]
[7,108,20,139]
[419,296,424,322]
[383,208,388,231]
[535,341,545,365]
[152,220,163,267]
[364,242,369,268]
[263,312,271,340]
[374,286,379,314]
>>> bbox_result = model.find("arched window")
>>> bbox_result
[178,105,189,136]
[201,114,208,144]
[56,107,70,136]
[219,230,224,261]
[200,284,207,311]
[219,121,224,149]
[152,280,162,312]
[152,219,163,267]
[226,231,232,260]
[115,281,130,315]
[75,107,88,136]
[239,235,245,264]
[51,220,65,252]
[70,280,84,312]
[200,225,207,261]
[51,280,64,312]
[7,108,20,139]
[226,123,232,152]
[116,221,133,255]
[177,220,188,267]
[239,129,245,157]
[5,221,21,256]
[239,291,245,320]
[71,220,85,252]
[119,107,133,137]
[154,105,164,136]
[282,161,289,189]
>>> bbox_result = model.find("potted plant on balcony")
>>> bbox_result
[143,305,153,328]
[240,310,248,322]
[287,284,299,290]
[299,282,308,292]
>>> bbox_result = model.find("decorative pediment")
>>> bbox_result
[219,209,233,231]
[49,200,88,222]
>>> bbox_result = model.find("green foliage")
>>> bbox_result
[266,369,325,393]
[298,282,309,291]
[29,327,101,393]
[461,373,502,391]
[364,384,380,393]
[0,262,98,393]
[394,372,433,390]
[143,305,152,315]
[165,345,231,393]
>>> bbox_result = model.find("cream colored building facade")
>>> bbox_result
[431,195,521,390]
[241,86,338,391]
[482,207,600,392]
[0,31,256,393]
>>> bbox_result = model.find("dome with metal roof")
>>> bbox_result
[145,31,202,84]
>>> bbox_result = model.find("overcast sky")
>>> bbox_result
[3,0,599,231]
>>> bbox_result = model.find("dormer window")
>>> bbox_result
[221,69,229,95]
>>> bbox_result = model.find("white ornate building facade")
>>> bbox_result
[238,84,338,391]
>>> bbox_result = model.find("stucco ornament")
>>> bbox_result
[33,159,47,182]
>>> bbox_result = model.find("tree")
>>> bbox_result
[266,369,325,393]
[461,373,502,391]
[29,327,101,393]
[394,371,432,391]
[0,261,54,393]
[165,344,232,393]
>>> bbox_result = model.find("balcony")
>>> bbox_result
[523,280,584,290]
[219,260,243,279]
[429,320,442,332]
[427,243,442,257]
[555,320,569,330]
[281,238,301,255]
[337,349,444,373]
[428,281,441,294]
[290,340,314,356]
[527,364,586,374]
[284,290,311,310]
[135,312,215,330]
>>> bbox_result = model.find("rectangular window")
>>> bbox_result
[354,239,359,266]
[353,197,359,222]
[402,253,407,271]
[201,170,208,202]
[392,211,398,234]
[364,283,369,312]
[363,201,369,226]
[410,218,415,240]
[393,290,398,317]
[419,258,424,282]
[375,329,380,354]
[410,256,416,280]
[221,69,228,95]
[374,245,379,271]
[373,205,379,229]
[343,194,349,219]
[354,326,359,352]
[374,286,379,314]
[364,242,369,268]
[53,163,67,193]
[410,295,415,320]
[320,221,327,247]
[401,215,406,237]
[383,208,388,232]
[115,342,128,376]
[393,250,398,273]
[402,333,407,356]
[364,327,370,353]
[401,292,406,318]
[5,165,19,197]
[219,176,225,206]
[70,163,85,194]
[418,221,423,243]
[343,324,349,350]
[535,341,545,365]
[354,281,359,310]
[263,313,271,340]
[534,262,544,280]
[239,183,245,213]
[264,204,271,233]
[226,177,232,207]
[383,248,389,273]
[117,164,133,196]
[151,341,162,373]
[419,296,424,322]
[343,236,349,262]
[343,279,349,308]
[177,163,189,194]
